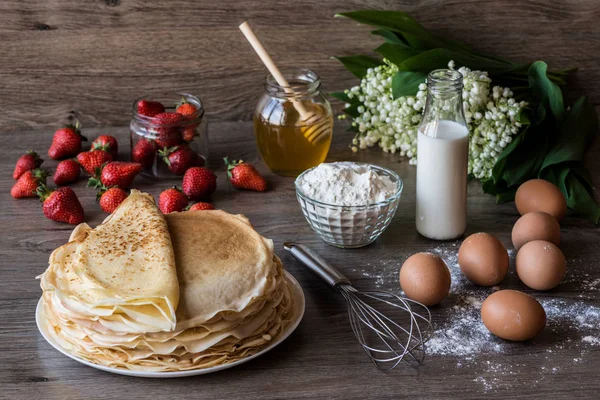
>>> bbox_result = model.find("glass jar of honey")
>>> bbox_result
[254,69,333,176]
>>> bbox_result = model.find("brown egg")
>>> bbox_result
[515,179,567,221]
[458,233,509,286]
[511,211,560,250]
[481,290,546,341]
[516,240,566,290]
[399,253,451,306]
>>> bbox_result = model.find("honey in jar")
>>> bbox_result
[254,69,333,176]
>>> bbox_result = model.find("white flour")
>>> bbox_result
[296,162,397,205]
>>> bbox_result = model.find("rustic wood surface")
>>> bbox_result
[0,122,599,399]
[1,0,600,130]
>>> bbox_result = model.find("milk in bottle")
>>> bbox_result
[415,70,469,240]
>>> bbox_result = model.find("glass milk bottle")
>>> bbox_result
[416,69,469,240]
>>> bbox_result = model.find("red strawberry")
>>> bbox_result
[182,125,199,142]
[11,169,48,198]
[97,187,129,214]
[224,158,267,192]
[89,162,142,190]
[153,112,183,148]
[158,187,188,214]
[177,100,200,142]
[37,184,84,225]
[53,159,81,186]
[48,124,87,160]
[92,135,118,159]
[132,139,157,169]
[13,150,43,180]
[176,100,198,118]
[187,202,215,211]
[137,100,165,118]
[182,167,217,201]
[159,145,203,175]
[77,149,113,175]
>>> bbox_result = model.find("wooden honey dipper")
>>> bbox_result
[239,21,331,144]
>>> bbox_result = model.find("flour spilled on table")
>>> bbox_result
[353,241,600,392]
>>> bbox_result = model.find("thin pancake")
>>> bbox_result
[40,190,179,332]
[165,211,276,329]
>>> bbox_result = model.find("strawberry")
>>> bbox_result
[91,135,118,159]
[132,139,157,169]
[176,100,200,142]
[77,149,113,175]
[37,184,84,225]
[158,187,188,214]
[159,145,203,175]
[53,159,81,186]
[88,162,142,190]
[153,112,183,149]
[13,150,43,180]
[176,100,198,118]
[187,202,215,211]
[224,158,267,192]
[97,187,129,214]
[11,169,48,198]
[48,124,87,160]
[182,167,217,201]
[182,125,198,142]
[137,100,165,118]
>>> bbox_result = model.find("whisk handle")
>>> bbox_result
[283,242,351,288]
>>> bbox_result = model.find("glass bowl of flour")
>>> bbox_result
[295,162,403,248]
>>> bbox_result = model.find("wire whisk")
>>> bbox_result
[284,242,432,371]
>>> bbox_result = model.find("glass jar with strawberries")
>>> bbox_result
[130,93,208,179]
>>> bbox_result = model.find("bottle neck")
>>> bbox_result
[420,69,466,128]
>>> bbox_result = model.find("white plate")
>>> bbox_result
[36,271,305,378]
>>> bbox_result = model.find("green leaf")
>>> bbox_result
[515,107,531,125]
[481,177,505,195]
[497,124,549,187]
[496,189,517,203]
[371,29,409,46]
[330,91,362,118]
[330,91,352,103]
[336,10,432,39]
[540,96,598,171]
[342,102,361,119]
[528,61,565,121]
[374,43,421,65]
[332,55,382,79]
[491,125,528,183]
[565,170,600,223]
[399,32,447,50]
[391,71,426,98]
[397,48,515,75]
[337,11,469,51]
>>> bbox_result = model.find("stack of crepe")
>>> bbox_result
[39,190,294,371]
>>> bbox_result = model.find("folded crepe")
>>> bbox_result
[40,195,294,372]
[40,190,180,333]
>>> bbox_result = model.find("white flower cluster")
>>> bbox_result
[344,60,527,179]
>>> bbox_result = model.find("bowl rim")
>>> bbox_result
[294,162,404,209]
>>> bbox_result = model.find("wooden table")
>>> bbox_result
[1,122,599,399]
